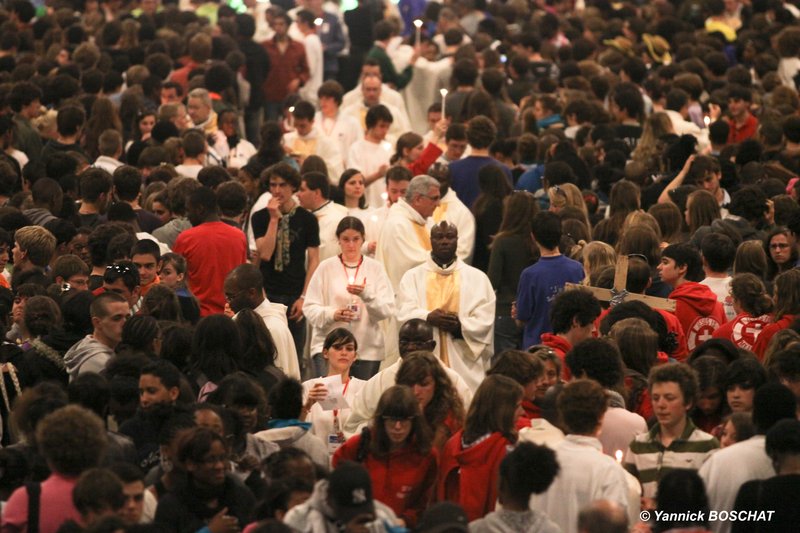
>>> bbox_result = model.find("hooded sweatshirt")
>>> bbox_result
[283,479,399,533]
[438,430,512,522]
[752,314,796,361]
[540,333,572,380]
[669,282,727,351]
[63,335,114,380]
[254,424,329,470]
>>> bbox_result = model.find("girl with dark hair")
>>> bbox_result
[336,169,379,252]
[438,374,524,521]
[609,317,658,420]
[300,328,366,455]
[472,163,513,272]
[303,216,395,380]
[764,227,798,282]
[154,427,256,532]
[712,273,773,352]
[189,315,242,401]
[158,253,200,324]
[390,121,446,176]
[753,269,800,359]
[487,191,539,353]
[234,309,285,396]
[333,385,436,527]
[395,351,466,450]
[690,355,729,434]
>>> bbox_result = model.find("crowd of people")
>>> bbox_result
[0,0,799,532]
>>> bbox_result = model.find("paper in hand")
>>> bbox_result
[317,374,350,411]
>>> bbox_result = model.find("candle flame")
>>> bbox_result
[381,192,389,201]
[413,19,423,28]
[615,450,623,463]
[440,88,448,97]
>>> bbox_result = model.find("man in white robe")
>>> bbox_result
[376,175,439,292]
[343,318,473,437]
[224,264,300,379]
[347,102,395,208]
[297,172,348,262]
[430,164,475,264]
[316,80,361,170]
[343,60,410,123]
[283,101,344,184]
[396,221,495,391]
[340,74,411,143]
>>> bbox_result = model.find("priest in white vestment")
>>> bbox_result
[343,318,473,437]
[396,222,495,392]
[224,264,300,379]
[376,175,440,292]
[340,74,411,143]
[429,164,475,264]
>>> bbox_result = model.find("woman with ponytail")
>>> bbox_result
[390,119,447,176]
[713,273,773,352]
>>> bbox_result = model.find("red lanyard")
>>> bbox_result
[339,254,363,285]
[332,379,350,421]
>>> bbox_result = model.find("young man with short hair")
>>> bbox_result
[52,254,90,291]
[113,166,163,233]
[131,239,161,296]
[42,104,87,159]
[625,363,719,502]
[64,291,129,380]
[516,212,585,349]
[283,100,344,181]
[296,171,348,262]
[347,103,394,209]
[77,167,113,228]
[541,288,601,371]
[727,85,758,144]
[109,463,154,524]
[699,232,736,320]
[12,225,56,285]
[658,243,727,351]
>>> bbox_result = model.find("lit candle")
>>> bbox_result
[615,449,623,463]
[314,17,323,27]
[703,115,711,127]
[348,275,355,285]
[381,191,389,201]
[440,88,448,117]
[413,19,423,48]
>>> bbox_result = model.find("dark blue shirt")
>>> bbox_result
[516,255,585,349]
[449,156,512,209]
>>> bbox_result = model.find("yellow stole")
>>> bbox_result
[425,266,460,366]
[358,108,368,131]
[432,202,448,224]
[291,137,317,157]
[412,222,432,251]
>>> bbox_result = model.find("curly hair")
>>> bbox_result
[558,379,608,435]
[396,352,465,430]
[36,405,108,477]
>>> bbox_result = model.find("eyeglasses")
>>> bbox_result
[770,243,790,250]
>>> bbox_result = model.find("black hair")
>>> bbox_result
[268,379,303,420]
[700,232,736,274]
[140,359,182,390]
[499,442,559,499]
[662,243,704,282]
[565,338,624,389]
[549,289,601,335]
[724,356,768,392]
[531,211,562,250]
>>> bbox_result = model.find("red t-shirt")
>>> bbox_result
[727,113,759,144]
[173,221,248,316]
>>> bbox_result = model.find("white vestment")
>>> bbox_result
[303,255,396,361]
[247,298,300,380]
[342,359,473,437]
[298,33,323,105]
[376,199,432,293]
[310,201,349,262]
[314,112,361,171]
[283,129,344,184]
[402,56,452,134]
[342,83,409,122]
[396,257,495,392]
[432,189,476,264]
[340,100,411,146]
[347,138,393,210]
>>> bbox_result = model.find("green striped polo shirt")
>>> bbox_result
[624,419,719,498]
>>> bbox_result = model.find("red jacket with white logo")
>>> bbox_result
[712,313,772,352]
[669,282,727,351]
[752,314,796,361]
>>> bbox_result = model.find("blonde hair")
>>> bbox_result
[621,211,662,241]
[15,226,57,267]
[548,183,591,228]
[582,241,616,284]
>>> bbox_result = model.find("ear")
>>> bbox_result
[168,386,180,403]
[55,275,65,285]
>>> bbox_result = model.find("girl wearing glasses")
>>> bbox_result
[764,227,797,282]
[333,385,436,528]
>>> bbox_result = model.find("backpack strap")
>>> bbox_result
[26,481,41,533]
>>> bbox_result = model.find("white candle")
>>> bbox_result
[414,19,423,48]
[348,275,355,285]
[440,88,448,117]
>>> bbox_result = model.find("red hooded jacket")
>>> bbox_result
[437,430,511,521]
[333,434,438,527]
[669,282,727,351]
[752,315,796,361]
[540,333,572,380]
[712,313,772,352]
[595,307,689,361]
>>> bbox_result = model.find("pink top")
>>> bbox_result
[1,473,83,533]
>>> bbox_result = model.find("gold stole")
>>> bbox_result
[359,108,368,131]
[412,222,432,251]
[291,137,317,157]
[432,202,448,224]
[425,268,460,366]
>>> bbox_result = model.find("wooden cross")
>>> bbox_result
[566,256,676,312]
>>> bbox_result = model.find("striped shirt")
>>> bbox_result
[625,419,719,498]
